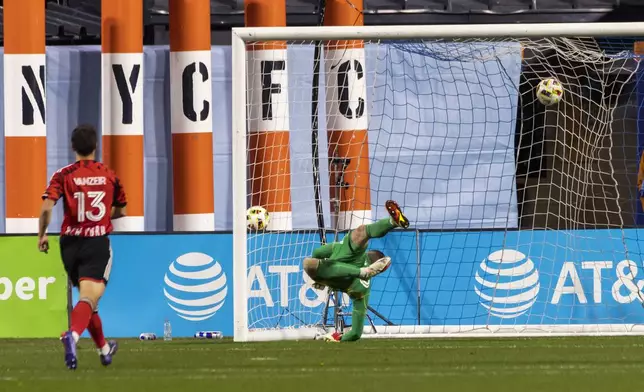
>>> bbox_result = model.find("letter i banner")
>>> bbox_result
[101,0,145,232]
[324,0,372,230]
[245,0,293,231]
[0,237,67,337]
[170,0,215,231]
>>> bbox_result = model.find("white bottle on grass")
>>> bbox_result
[163,319,172,341]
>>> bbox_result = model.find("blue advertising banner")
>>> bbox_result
[245,230,420,330]
[85,234,234,338]
[418,229,644,327]
[78,229,644,338]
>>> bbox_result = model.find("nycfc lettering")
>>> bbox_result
[334,59,365,119]
[21,65,46,126]
[260,60,285,121]
[182,62,210,122]
[112,64,141,125]
[0,276,56,300]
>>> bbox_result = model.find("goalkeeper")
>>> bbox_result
[303,200,409,342]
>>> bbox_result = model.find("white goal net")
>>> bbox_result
[232,23,644,342]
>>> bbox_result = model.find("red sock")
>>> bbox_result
[87,312,107,349]
[70,301,93,337]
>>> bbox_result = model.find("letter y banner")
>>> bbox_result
[0,237,67,337]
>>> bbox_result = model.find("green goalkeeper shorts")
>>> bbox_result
[322,276,371,300]
[346,277,371,299]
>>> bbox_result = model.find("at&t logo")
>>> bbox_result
[163,252,227,321]
[474,249,540,319]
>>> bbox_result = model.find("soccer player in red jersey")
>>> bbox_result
[38,124,127,370]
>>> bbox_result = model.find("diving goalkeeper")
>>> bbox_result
[303,200,409,342]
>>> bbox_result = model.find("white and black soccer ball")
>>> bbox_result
[536,78,564,106]
[246,206,270,231]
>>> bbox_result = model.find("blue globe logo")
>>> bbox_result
[474,249,540,319]
[163,252,228,322]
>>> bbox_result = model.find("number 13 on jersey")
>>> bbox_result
[73,191,107,222]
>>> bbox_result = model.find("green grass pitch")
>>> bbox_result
[1,337,644,392]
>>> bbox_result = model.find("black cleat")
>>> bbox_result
[385,200,409,229]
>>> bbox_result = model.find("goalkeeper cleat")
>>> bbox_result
[363,256,392,278]
[319,332,342,342]
[385,200,409,229]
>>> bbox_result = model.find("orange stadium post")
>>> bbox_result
[324,0,372,230]
[169,0,215,231]
[245,0,293,231]
[101,0,145,231]
[3,0,47,233]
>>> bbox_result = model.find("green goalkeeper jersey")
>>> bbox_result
[307,214,403,342]
[311,234,370,341]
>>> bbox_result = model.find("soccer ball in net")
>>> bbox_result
[535,78,564,106]
[246,206,270,231]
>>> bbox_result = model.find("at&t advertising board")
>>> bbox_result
[92,234,233,337]
[419,229,644,327]
[87,229,644,338]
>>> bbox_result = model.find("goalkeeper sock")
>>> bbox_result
[365,218,396,239]
[341,308,366,342]
[317,260,367,280]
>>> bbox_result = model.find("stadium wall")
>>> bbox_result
[5,228,644,338]
[0,44,519,233]
[49,229,644,338]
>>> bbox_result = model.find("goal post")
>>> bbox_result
[232,22,644,342]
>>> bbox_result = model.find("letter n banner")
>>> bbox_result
[0,237,68,337]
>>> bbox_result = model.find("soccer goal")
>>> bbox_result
[232,22,644,342]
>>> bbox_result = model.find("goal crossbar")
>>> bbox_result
[232,22,644,42]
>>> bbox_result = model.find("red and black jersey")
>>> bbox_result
[42,160,127,237]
